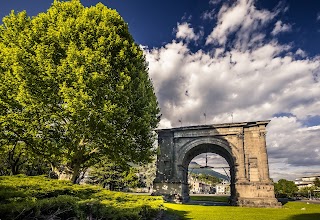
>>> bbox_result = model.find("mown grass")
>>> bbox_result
[190,195,229,203]
[164,202,320,220]
[0,175,163,220]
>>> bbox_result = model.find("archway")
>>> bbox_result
[188,152,231,202]
[152,121,281,207]
[180,141,236,203]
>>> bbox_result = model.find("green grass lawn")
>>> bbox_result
[164,201,320,220]
[190,195,229,203]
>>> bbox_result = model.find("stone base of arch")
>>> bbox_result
[153,181,281,207]
[237,197,281,207]
[235,182,282,207]
[152,182,185,203]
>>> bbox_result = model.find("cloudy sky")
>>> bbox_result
[1,0,320,181]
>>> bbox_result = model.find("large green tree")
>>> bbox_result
[0,0,159,183]
[274,179,298,198]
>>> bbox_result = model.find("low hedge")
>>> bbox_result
[0,175,163,220]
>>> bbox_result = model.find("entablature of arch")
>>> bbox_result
[157,120,269,139]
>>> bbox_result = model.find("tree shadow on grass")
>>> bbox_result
[164,208,192,220]
[287,213,320,220]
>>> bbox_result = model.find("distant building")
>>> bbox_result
[188,176,215,194]
[215,179,230,195]
[294,175,320,189]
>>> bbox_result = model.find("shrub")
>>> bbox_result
[0,175,163,219]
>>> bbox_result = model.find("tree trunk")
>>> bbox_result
[71,165,81,184]
[11,163,20,175]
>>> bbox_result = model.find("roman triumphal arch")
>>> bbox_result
[153,121,281,207]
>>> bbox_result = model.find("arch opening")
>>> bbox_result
[189,153,230,195]
[180,143,237,203]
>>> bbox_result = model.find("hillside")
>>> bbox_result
[189,161,229,181]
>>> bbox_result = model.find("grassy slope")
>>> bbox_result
[0,175,163,220]
[164,202,320,220]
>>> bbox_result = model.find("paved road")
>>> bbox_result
[277,198,320,204]
[187,200,229,206]
[299,199,320,204]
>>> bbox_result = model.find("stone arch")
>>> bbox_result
[152,121,281,207]
[177,137,238,203]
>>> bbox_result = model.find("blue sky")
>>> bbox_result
[1,0,320,181]
[2,1,320,55]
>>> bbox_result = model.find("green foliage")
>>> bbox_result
[0,142,50,176]
[87,158,140,190]
[314,177,320,187]
[0,175,163,219]
[298,186,319,198]
[0,0,160,182]
[274,179,298,198]
[136,156,157,189]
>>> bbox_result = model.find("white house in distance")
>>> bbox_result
[188,176,230,194]
[215,179,231,195]
[189,176,214,194]
[294,175,320,189]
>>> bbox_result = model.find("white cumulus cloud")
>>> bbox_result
[175,22,201,42]
[205,0,275,48]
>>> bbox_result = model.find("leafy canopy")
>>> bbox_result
[274,179,298,197]
[0,0,160,181]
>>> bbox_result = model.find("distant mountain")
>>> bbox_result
[188,161,229,181]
